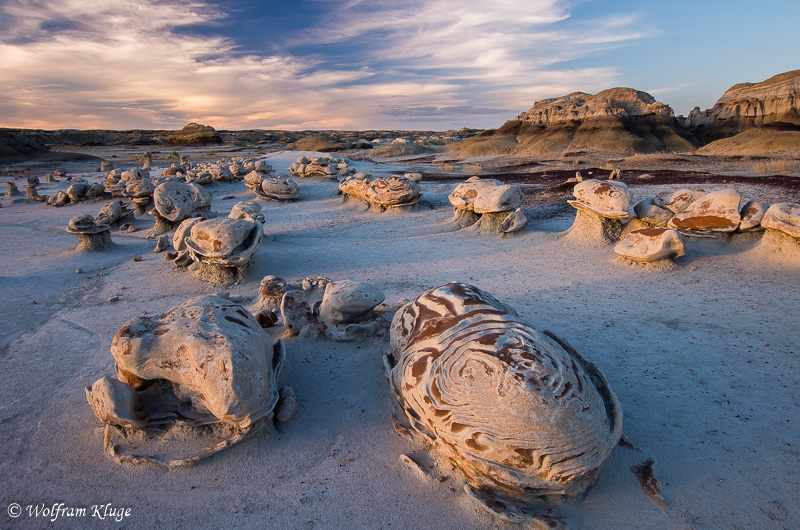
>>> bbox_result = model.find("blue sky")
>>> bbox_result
[0,0,796,130]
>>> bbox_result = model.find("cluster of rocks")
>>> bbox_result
[448,176,527,236]
[246,171,300,201]
[565,176,800,263]
[338,173,422,211]
[46,179,107,207]
[288,156,355,179]
[253,276,393,342]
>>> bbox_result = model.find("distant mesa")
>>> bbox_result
[165,123,223,146]
[449,87,699,158]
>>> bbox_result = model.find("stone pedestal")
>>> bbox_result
[72,227,114,251]
[564,208,624,245]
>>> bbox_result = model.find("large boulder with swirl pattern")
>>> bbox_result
[385,282,622,514]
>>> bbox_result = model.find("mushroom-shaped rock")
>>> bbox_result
[385,282,622,509]
[634,198,673,227]
[668,189,741,234]
[363,175,422,209]
[739,200,766,232]
[122,179,155,199]
[68,214,97,232]
[185,217,262,268]
[449,177,523,213]
[449,177,527,235]
[761,202,800,239]
[568,179,633,220]
[67,214,114,251]
[614,227,685,263]
[653,188,705,214]
[319,280,385,324]
[110,295,284,429]
[255,176,300,201]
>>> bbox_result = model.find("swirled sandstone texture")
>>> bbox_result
[386,282,622,501]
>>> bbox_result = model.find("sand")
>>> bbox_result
[1,148,799,528]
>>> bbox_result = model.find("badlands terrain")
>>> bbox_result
[1,70,799,529]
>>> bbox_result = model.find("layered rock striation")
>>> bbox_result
[450,88,698,157]
[682,70,800,143]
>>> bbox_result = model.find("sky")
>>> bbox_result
[0,0,797,131]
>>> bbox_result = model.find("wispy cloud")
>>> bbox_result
[0,0,650,129]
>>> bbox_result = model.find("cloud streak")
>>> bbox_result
[0,0,650,130]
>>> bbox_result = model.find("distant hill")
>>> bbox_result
[0,129,98,163]
[449,88,698,158]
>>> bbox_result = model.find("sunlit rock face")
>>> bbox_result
[568,179,634,220]
[682,69,800,142]
[667,189,742,234]
[517,88,674,125]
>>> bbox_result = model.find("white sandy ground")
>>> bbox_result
[0,149,799,529]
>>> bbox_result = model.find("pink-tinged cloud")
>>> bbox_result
[0,0,650,130]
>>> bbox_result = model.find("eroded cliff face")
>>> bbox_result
[449,88,696,157]
[682,70,800,142]
[516,88,674,126]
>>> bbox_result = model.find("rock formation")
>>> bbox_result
[614,227,685,263]
[165,123,223,146]
[67,214,114,251]
[385,282,622,523]
[448,177,527,235]
[281,279,391,341]
[450,88,698,157]
[85,294,295,468]
[683,70,800,143]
